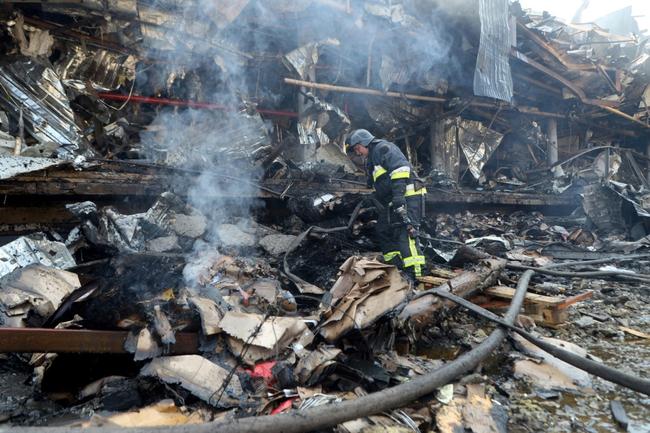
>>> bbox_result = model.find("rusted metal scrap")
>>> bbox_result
[0,328,199,354]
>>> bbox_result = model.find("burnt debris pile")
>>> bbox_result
[0,1,649,432]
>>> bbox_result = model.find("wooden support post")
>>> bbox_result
[429,107,459,183]
[646,142,650,184]
[547,118,563,177]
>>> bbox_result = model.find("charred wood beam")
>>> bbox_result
[285,77,447,103]
[511,50,650,130]
[398,258,506,327]
[512,72,563,97]
[427,188,576,207]
[0,161,577,207]
[0,205,78,235]
[510,49,607,107]
[516,21,598,72]
[0,328,198,354]
[599,105,650,129]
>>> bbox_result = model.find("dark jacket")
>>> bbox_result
[366,139,415,207]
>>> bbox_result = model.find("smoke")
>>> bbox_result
[136,0,276,288]
[133,0,482,286]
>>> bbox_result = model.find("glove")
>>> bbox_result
[394,204,411,226]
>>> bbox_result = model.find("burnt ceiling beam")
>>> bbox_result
[516,21,599,72]
[511,49,650,130]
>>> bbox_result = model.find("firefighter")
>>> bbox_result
[347,129,427,278]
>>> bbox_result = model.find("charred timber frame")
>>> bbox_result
[0,163,576,235]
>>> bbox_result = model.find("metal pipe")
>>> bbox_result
[4,273,532,433]
[507,263,650,285]
[284,78,566,119]
[97,93,299,118]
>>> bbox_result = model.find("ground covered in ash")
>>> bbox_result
[505,277,650,433]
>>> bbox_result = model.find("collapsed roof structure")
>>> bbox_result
[0,1,649,431]
[0,0,648,216]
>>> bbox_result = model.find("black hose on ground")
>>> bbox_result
[424,286,650,396]
[4,275,534,433]
[507,263,650,285]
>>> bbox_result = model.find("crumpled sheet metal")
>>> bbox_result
[473,0,513,102]
[607,182,650,219]
[56,45,136,91]
[364,97,429,131]
[204,0,250,29]
[0,264,80,327]
[379,54,409,92]
[298,94,350,149]
[284,39,339,80]
[0,60,83,156]
[364,3,421,28]
[67,201,145,253]
[67,193,207,254]
[147,110,271,166]
[592,150,622,179]
[430,118,460,185]
[458,120,504,179]
[581,183,627,232]
[0,235,76,279]
[0,155,67,179]
[137,4,248,57]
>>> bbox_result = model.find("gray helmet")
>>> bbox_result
[348,129,374,148]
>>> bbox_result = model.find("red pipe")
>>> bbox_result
[97,93,299,118]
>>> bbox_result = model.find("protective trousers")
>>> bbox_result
[376,194,426,277]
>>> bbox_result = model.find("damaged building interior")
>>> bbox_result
[1,0,650,431]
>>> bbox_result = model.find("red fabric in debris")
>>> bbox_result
[247,360,276,384]
[270,398,296,415]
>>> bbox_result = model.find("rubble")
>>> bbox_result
[0,0,649,431]
[0,234,75,278]
[140,355,243,408]
[0,265,79,327]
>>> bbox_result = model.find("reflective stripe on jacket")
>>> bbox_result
[366,139,422,205]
